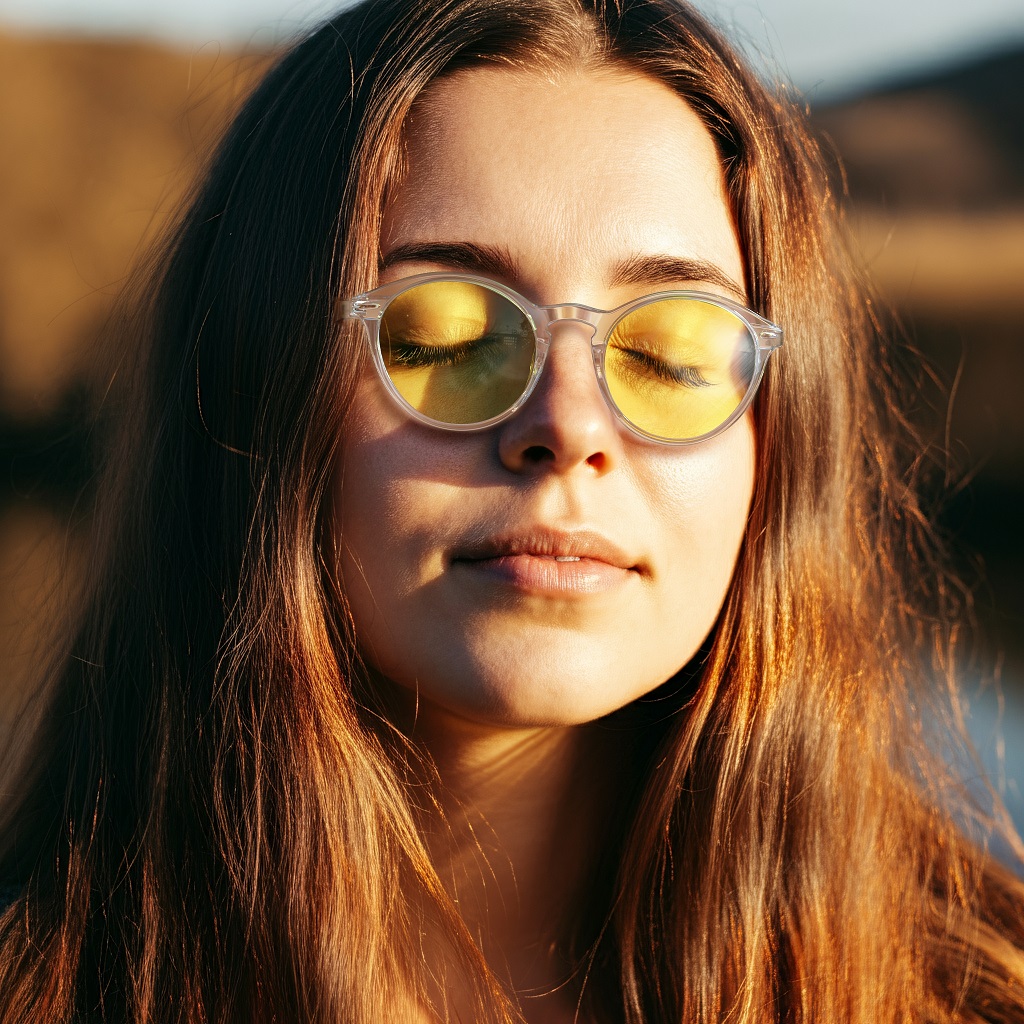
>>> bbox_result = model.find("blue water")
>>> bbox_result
[963,679,1024,861]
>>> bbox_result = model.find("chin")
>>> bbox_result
[364,614,717,731]
[406,652,678,730]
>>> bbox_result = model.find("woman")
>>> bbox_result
[0,0,1021,1020]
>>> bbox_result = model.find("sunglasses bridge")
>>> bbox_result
[534,303,602,324]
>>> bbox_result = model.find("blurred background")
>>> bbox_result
[0,0,1022,833]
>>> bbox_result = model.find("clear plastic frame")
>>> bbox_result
[342,272,783,445]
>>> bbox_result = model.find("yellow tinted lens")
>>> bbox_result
[604,297,756,440]
[379,281,535,425]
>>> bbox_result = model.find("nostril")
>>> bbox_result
[523,444,554,464]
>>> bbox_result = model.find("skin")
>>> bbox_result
[336,66,755,1021]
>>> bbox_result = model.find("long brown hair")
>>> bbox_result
[1,1,1022,1020]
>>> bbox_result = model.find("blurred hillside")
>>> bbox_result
[0,32,269,718]
[0,32,1022,731]
[812,43,1024,684]
[0,33,269,419]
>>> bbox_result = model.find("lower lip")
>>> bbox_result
[453,554,636,595]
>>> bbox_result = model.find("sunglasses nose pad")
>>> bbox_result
[536,304,606,371]
[530,315,607,405]
[536,311,600,369]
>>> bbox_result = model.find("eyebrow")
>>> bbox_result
[609,253,746,301]
[379,241,521,279]
[379,241,745,301]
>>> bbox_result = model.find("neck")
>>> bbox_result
[406,704,637,1021]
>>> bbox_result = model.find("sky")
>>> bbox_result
[1,0,1023,98]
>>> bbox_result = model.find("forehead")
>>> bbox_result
[380,66,745,301]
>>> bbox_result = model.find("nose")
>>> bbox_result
[497,319,622,476]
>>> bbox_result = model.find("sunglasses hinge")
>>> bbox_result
[349,299,383,319]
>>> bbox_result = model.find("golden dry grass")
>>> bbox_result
[850,209,1024,316]
[0,503,80,731]
[0,31,269,417]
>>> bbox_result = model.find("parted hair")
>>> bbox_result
[1,0,1022,1021]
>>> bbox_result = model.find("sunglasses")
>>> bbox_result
[343,273,783,445]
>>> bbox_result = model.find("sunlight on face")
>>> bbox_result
[336,67,754,728]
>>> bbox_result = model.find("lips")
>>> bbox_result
[454,527,639,568]
[451,528,643,595]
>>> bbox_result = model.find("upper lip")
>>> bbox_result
[452,527,642,571]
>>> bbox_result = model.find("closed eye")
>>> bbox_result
[613,347,712,388]
[386,333,520,369]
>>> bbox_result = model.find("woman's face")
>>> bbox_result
[336,67,754,728]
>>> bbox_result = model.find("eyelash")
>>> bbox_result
[612,347,712,388]
[386,334,514,369]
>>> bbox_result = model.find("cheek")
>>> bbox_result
[333,381,410,652]
[332,376,472,670]
[639,416,756,620]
